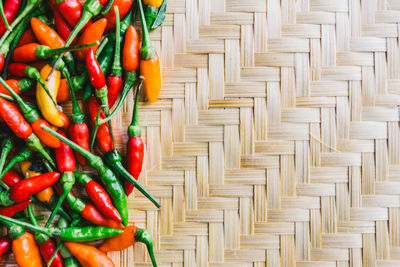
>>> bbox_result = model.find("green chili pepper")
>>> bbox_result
[0,214,123,241]
[150,0,166,30]
[0,138,13,175]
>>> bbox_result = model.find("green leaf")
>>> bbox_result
[151,0,167,30]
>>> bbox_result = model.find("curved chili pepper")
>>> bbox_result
[138,0,161,103]
[16,28,37,47]
[87,96,113,152]
[12,42,99,63]
[42,126,131,225]
[0,138,13,175]
[42,126,160,222]
[0,97,32,139]
[9,172,60,203]
[45,130,75,227]
[86,48,106,91]
[36,64,65,127]
[107,7,122,108]
[19,160,55,203]
[30,17,76,75]
[0,77,61,149]
[2,170,21,188]
[64,69,89,165]
[0,0,21,35]
[0,199,31,217]
[75,172,121,222]
[104,0,132,31]
[0,79,35,97]
[0,147,31,180]
[75,18,107,61]
[125,86,144,195]
[99,225,157,266]
[0,237,10,263]
[65,242,114,267]
[0,214,123,241]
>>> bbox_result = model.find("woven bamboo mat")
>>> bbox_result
[4,0,400,266]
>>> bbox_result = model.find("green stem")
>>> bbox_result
[0,147,31,180]
[128,80,142,137]
[110,6,122,77]
[63,69,84,124]
[37,41,98,59]
[89,106,102,150]
[0,138,13,176]
[25,134,56,168]
[0,213,52,235]
[101,0,115,15]
[32,196,72,222]
[0,93,13,101]
[137,0,155,59]
[0,1,11,31]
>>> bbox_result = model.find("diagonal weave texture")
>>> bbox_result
[3,0,400,266]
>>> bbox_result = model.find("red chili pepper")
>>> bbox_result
[1,170,21,188]
[9,172,60,203]
[55,130,76,172]
[75,18,106,61]
[86,48,105,90]
[16,28,37,48]
[0,0,21,35]
[0,97,32,139]
[53,6,76,43]
[75,172,121,222]
[52,0,92,29]
[82,203,119,228]
[87,96,113,153]
[39,239,64,267]
[0,55,4,71]
[69,123,89,166]
[0,79,34,97]
[0,199,31,217]
[125,87,144,195]
[0,237,10,263]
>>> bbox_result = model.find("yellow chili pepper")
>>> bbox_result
[36,64,63,127]
[19,160,54,203]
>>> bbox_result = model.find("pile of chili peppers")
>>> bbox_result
[0,0,166,265]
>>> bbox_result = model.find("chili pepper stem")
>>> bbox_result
[63,69,84,123]
[137,0,156,60]
[135,228,157,267]
[89,106,103,150]
[0,138,13,176]
[26,134,56,168]
[0,1,11,30]
[0,213,52,236]
[0,93,13,100]
[102,0,115,15]
[47,241,63,266]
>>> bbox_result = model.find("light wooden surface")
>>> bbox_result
[4,0,400,266]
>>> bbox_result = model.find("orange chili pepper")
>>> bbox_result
[122,25,139,72]
[75,18,107,61]
[56,78,70,103]
[30,17,65,49]
[12,232,43,267]
[138,0,161,103]
[143,0,163,8]
[19,160,54,203]
[65,242,114,267]
[58,110,70,128]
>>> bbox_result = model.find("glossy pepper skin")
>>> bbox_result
[104,0,132,31]
[2,170,21,187]
[138,0,161,103]
[0,237,10,263]
[86,48,105,90]
[55,131,77,172]
[12,232,43,267]
[143,0,163,8]
[36,64,65,127]
[0,199,31,217]
[53,5,77,44]
[40,240,64,267]
[0,0,21,35]
[75,172,122,222]
[0,97,32,139]
[0,78,34,97]
[0,147,32,180]
[122,25,139,72]
[75,18,107,60]
[9,172,60,203]
[57,78,70,103]
[19,160,54,203]
[87,96,113,152]
[125,87,144,195]
[99,225,157,266]
[16,28,37,47]
[65,242,114,267]
[53,0,92,29]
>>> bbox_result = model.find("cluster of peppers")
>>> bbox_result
[0,0,166,266]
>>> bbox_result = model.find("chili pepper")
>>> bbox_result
[42,126,130,225]
[55,217,79,267]
[86,48,106,92]
[0,0,21,35]
[0,77,62,149]
[36,64,66,127]
[30,17,76,75]
[65,242,114,267]
[42,126,160,219]
[106,7,122,108]
[138,0,161,103]
[0,79,35,97]
[144,0,166,30]
[0,199,31,217]
[143,0,163,8]
[57,78,70,103]
[7,172,60,203]
[75,18,107,61]
[99,224,157,266]
[75,172,121,222]
[0,138,13,175]
[12,42,99,63]
[9,224,43,267]
[19,160,55,203]
[0,148,32,181]
[8,63,57,105]
[16,28,37,47]
[64,69,89,165]
[87,96,113,152]
[0,237,10,263]
[2,170,21,187]
[0,1,12,32]
[0,214,123,241]
[53,0,92,29]
[45,130,75,227]
[125,85,144,195]
[123,25,139,72]
[104,0,132,31]
[53,5,76,44]
[30,196,72,222]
